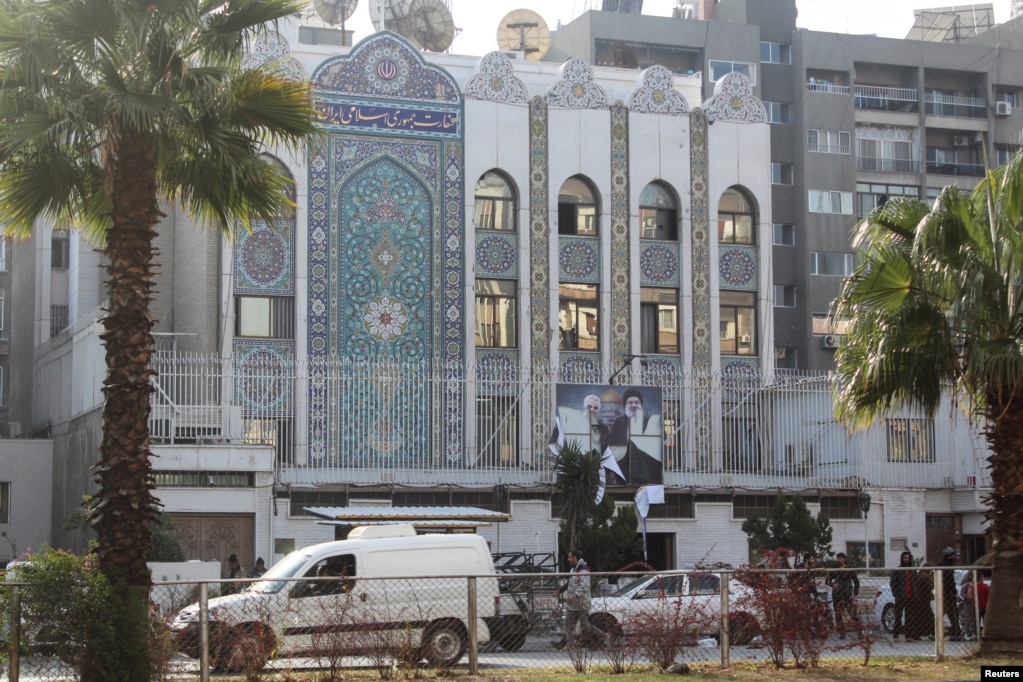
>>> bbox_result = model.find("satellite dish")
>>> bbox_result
[369,0,411,32]
[496,9,551,61]
[313,0,358,25]
[404,0,455,52]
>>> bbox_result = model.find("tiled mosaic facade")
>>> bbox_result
[545,58,610,109]
[718,245,758,290]
[703,72,768,124]
[627,65,690,116]
[609,101,632,365]
[305,33,464,466]
[463,51,529,104]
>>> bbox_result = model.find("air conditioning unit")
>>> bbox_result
[821,334,841,349]
[739,334,752,345]
[952,134,971,147]
[996,101,1013,116]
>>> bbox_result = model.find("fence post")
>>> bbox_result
[467,576,479,675]
[933,568,944,661]
[199,581,210,682]
[720,571,730,669]
[9,584,20,682]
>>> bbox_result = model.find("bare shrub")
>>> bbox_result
[624,589,710,671]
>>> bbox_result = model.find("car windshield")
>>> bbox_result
[608,574,675,598]
[247,552,312,594]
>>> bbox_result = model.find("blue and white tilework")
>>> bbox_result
[545,58,610,109]
[628,65,690,116]
[464,52,529,104]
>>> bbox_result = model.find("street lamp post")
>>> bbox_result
[858,491,872,570]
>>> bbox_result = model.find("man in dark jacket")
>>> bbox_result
[889,551,915,639]
[940,547,962,639]
[828,552,860,638]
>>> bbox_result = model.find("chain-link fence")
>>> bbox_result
[1,566,985,680]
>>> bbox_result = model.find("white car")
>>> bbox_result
[872,569,982,633]
[587,572,761,645]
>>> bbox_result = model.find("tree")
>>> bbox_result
[0,0,314,677]
[741,494,833,561]
[832,155,1023,656]
[578,498,645,572]
[551,439,602,550]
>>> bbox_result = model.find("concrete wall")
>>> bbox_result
[0,439,53,564]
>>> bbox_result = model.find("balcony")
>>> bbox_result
[854,85,919,112]
[809,143,851,155]
[925,93,988,119]
[925,161,985,177]
[856,157,919,173]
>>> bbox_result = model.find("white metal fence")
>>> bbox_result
[148,353,992,490]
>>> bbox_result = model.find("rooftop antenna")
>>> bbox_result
[312,0,359,44]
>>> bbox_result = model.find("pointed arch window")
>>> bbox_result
[558,176,599,236]
[474,171,516,231]
[639,182,678,241]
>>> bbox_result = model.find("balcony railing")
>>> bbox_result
[147,353,993,491]
[856,157,919,173]
[854,85,919,112]
[926,161,985,177]
[925,93,988,119]
[807,81,850,94]
[809,143,851,155]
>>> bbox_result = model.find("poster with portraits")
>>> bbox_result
[552,384,664,486]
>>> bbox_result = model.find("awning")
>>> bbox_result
[304,505,512,530]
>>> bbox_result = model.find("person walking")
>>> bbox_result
[222,553,247,595]
[551,549,606,650]
[889,551,915,640]
[828,552,860,638]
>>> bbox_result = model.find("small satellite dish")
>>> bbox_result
[496,9,551,61]
[404,0,455,52]
[313,0,358,25]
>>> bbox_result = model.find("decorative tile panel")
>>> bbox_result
[310,31,460,103]
[529,95,551,465]
[702,72,767,124]
[690,108,712,468]
[307,32,464,467]
[242,31,306,81]
[558,353,601,383]
[639,242,681,287]
[557,237,600,282]
[464,52,529,104]
[545,58,610,110]
[627,65,690,116]
[475,233,518,278]
[233,341,295,415]
[476,350,520,394]
[718,245,758,290]
[609,101,631,365]
[722,358,762,399]
[234,220,294,295]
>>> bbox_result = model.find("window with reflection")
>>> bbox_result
[474,171,516,231]
[640,287,679,354]
[558,283,599,350]
[717,188,756,244]
[558,176,599,236]
[719,291,756,356]
[639,182,678,240]
[475,279,517,348]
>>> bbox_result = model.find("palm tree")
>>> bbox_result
[0,0,314,677]
[552,439,602,551]
[833,154,1023,656]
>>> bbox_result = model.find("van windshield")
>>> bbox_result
[248,552,312,594]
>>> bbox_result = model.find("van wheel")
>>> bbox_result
[421,621,466,667]
[494,616,529,652]
[212,625,270,673]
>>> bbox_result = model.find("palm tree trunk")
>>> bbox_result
[980,392,1023,656]
[84,130,162,681]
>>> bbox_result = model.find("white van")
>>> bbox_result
[169,525,501,671]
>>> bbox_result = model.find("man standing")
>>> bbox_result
[223,553,247,595]
[552,550,605,650]
[828,552,860,638]
[889,551,915,640]
[940,547,962,640]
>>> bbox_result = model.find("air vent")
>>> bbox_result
[996,101,1013,116]
[953,134,971,147]
[821,334,841,349]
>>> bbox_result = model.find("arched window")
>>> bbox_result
[474,171,516,231]
[558,176,599,236]
[717,187,756,245]
[639,182,678,241]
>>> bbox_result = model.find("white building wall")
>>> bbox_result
[0,439,53,564]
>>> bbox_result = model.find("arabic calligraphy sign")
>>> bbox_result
[314,101,461,138]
